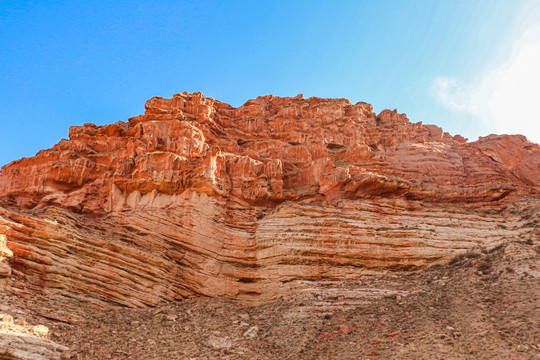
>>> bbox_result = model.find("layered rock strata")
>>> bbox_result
[0,92,538,306]
[0,315,69,360]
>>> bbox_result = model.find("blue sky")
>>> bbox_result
[1,0,539,168]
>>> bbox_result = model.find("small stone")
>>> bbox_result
[339,324,350,334]
[239,313,249,321]
[476,329,489,336]
[131,321,140,326]
[323,313,334,320]
[208,335,232,349]
[32,325,49,336]
[166,315,177,321]
[386,330,401,337]
[1,314,13,324]
[243,326,259,339]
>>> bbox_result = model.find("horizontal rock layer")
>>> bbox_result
[0,92,539,306]
[1,193,537,306]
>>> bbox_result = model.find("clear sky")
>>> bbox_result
[1,0,539,168]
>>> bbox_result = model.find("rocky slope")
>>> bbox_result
[0,92,539,310]
[1,212,538,359]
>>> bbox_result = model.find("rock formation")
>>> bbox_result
[0,315,69,360]
[0,92,538,307]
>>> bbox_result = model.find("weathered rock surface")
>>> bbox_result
[0,333,69,360]
[0,92,538,306]
[0,312,69,360]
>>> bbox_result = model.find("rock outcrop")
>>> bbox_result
[0,92,538,306]
[0,333,69,360]
[0,312,69,360]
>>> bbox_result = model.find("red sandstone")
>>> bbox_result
[0,92,538,306]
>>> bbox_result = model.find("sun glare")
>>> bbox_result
[488,29,540,142]
[433,23,540,144]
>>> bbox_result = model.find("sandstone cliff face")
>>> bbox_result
[0,92,538,306]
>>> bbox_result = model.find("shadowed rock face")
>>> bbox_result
[0,92,538,307]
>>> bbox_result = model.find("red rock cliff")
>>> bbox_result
[0,92,538,306]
